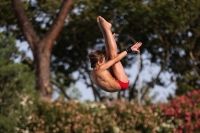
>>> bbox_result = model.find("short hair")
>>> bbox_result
[88,50,105,68]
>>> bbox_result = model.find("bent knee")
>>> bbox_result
[109,52,118,59]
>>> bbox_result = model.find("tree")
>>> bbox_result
[50,0,150,102]
[131,0,200,97]
[51,0,200,102]
[0,35,38,132]
[11,0,73,101]
[1,0,199,103]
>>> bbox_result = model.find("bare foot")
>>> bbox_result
[97,16,112,31]
[97,17,104,33]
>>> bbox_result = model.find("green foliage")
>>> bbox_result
[0,1,16,26]
[53,0,200,99]
[27,99,173,133]
[1,0,199,100]
[0,36,38,132]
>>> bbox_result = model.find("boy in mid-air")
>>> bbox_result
[89,16,142,92]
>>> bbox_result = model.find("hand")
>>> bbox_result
[113,33,116,38]
[131,42,142,52]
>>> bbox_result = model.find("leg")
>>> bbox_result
[97,16,129,83]
[97,17,109,61]
[97,16,115,75]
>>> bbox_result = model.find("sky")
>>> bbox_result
[16,41,176,103]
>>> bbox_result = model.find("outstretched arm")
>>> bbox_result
[100,42,142,70]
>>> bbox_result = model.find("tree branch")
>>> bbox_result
[12,0,40,53]
[42,0,73,51]
[51,79,71,100]
[128,57,143,101]
[70,28,102,101]
[189,51,200,74]
[141,36,170,101]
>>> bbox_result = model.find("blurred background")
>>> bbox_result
[1,0,200,132]
[1,0,200,104]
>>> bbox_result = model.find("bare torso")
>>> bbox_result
[90,68,121,92]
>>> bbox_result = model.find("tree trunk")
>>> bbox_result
[34,42,52,101]
[12,0,73,102]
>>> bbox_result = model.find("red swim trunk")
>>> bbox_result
[116,80,129,90]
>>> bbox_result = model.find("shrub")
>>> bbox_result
[153,89,200,133]
[0,36,38,133]
[27,99,173,133]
